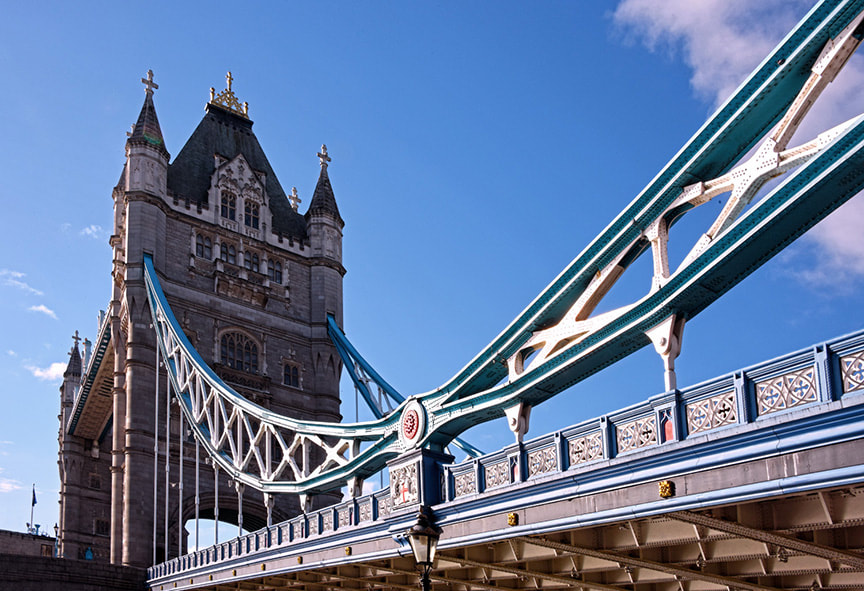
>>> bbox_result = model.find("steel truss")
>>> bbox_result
[144,0,864,496]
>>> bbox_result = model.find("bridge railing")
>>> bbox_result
[442,327,864,500]
[149,326,864,580]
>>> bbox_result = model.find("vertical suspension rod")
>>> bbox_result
[214,465,219,545]
[178,409,184,558]
[152,344,160,564]
[195,439,199,552]
[164,372,170,558]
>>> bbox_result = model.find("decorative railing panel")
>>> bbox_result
[454,471,477,497]
[686,392,737,434]
[616,416,657,453]
[756,367,818,415]
[841,351,864,393]
[527,446,558,478]
[484,460,510,490]
[567,431,603,466]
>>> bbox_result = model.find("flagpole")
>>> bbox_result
[29,484,35,533]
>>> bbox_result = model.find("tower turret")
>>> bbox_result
[125,70,169,197]
[305,145,345,422]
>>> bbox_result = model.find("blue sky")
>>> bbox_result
[1,0,863,534]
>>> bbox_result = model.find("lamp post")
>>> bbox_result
[405,506,441,591]
[53,523,60,558]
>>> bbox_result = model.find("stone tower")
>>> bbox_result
[58,71,345,567]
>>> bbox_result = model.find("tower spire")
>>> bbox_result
[127,69,169,158]
[307,144,342,224]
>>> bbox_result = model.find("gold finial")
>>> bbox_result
[289,187,302,211]
[141,69,158,95]
[208,71,249,119]
[317,144,331,169]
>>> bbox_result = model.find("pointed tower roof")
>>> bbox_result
[127,70,169,159]
[64,332,82,379]
[167,73,307,239]
[306,145,343,226]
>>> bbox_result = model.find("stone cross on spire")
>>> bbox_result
[141,69,158,95]
[317,144,331,169]
[226,71,234,92]
[72,330,81,347]
[289,187,302,211]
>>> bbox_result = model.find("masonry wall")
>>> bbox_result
[0,554,145,591]
[0,530,55,557]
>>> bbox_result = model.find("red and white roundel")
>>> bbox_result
[402,409,420,439]
[399,400,426,447]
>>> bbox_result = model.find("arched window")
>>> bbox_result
[268,260,283,284]
[220,332,258,373]
[244,202,260,229]
[221,192,236,221]
[284,363,300,388]
[220,243,237,265]
[196,234,212,259]
[244,252,261,273]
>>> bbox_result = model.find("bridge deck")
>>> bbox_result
[148,328,864,590]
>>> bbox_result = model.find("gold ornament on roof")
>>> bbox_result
[209,71,249,119]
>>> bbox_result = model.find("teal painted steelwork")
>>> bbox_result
[327,314,483,458]
[144,255,403,493]
[326,314,402,417]
[142,0,864,495]
[67,306,112,436]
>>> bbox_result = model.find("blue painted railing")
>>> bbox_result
[149,326,864,580]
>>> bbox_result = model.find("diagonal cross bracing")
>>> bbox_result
[518,535,784,591]
[142,0,864,496]
[670,510,864,570]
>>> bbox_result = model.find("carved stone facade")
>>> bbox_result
[58,75,345,568]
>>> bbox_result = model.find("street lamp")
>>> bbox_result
[406,506,441,591]
[53,523,60,558]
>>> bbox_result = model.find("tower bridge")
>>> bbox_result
[52,1,864,589]
[148,327,864,590]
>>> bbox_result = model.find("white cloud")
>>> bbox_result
[6,350,16,357]
[0,269,44,296]
[0,479,22,493]
[26,362,66,381]
[613,0,864,286]
[80,224,107,240]
[0,469,22,494]
[28,305,57,320]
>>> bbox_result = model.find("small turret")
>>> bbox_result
[305,145,344,267]
[305,145,343,226]
[125,70,169,197]
[59,332,83,431]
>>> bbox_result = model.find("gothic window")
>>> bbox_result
[220,243,237,265]
[195,234,212,259]
[284,363,300,388]
[221,192,236,221]
[244,252,260,273]
[88,473,101,490]
[244,201,260,229]
[268,260,283,284]
[220,332,258,373]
